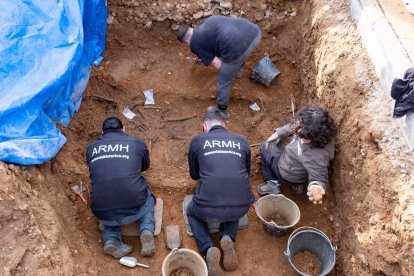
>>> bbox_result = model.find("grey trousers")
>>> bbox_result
[216,32,261,110]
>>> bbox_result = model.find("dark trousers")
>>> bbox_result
[260,142,304,187]
[186,201,239,255]
[260,142,283,181]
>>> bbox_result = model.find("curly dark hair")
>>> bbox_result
[293,106,337,148]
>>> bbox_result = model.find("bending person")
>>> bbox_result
[178,16,261,119]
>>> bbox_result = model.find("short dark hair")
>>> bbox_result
[102,117,123,132]
[203,107,224,123]
[294,106,336,148]
[177,25,190,43]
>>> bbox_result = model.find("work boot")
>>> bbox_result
[207,106,230,120]
[220,235,238,271]
[291,184,307,195]
[205,247,222,276]
[140,229,155,257]
[257,180,281,196]
[103,237,133,259]
[218,109,230,120]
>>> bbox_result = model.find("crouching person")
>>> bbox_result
[186,108,254,275]
[86,117,155,258]
[258,106,336,204]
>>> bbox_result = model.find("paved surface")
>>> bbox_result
[350,0,414,148]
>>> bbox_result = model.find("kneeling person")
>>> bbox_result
[187,108,254,275]
[258,106,336,204]
[86,117,155,258]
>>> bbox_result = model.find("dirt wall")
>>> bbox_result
[1,0,414,275]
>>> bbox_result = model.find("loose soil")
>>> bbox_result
[292,251,320,276]
[1,0,414,275]
[170,267,195,276]
[266,213,288,226]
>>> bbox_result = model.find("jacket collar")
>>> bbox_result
[208,125,227,133]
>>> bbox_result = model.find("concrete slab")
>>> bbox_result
[350,0,414,148]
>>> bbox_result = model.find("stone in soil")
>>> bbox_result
[170,267,195,276]
[266,213,288,226]
[292,251,320,276]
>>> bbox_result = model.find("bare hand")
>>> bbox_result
[307,185,325,204]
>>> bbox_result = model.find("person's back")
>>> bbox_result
[86,117,155,259]
[87,127,149,213]
[191,16,260,64]
[186,108,255,275]
[189,124,254,218]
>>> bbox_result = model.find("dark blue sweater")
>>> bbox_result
[86,130,150,213]
[190,16,260,65]
[188,125,254,219]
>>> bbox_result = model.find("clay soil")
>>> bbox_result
[266,213,288,226]
[1,0,414,275]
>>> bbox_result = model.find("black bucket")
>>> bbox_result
[254,194,300,237]
[285,226,337,276]
[249,55,281,87]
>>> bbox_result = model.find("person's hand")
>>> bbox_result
[211,57,222,70]
[265,131,279,150]
[307,185,325,204]
[267,131,279,143]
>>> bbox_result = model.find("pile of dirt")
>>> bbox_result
[1,0,413,275]
[292,250,320,276]
[266,213,288,226]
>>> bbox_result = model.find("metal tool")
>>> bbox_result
[71,182,87,204]
[165,225,182,250]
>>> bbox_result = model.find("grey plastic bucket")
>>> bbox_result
[249,55,281,87]
[254,194,300,237]
[162,248,208,276]
[285,226,337,276]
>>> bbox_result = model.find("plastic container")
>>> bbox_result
[162,248,207,276]
[249,55,281,87]
[119,256,149,268]
[285,226,337,276]
[254,194,300,236]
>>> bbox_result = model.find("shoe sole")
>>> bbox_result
[140,233,155,257]
[257,187,278,196]
[220,238,238,271]
[207,247,222,276]
[104,244,132,259]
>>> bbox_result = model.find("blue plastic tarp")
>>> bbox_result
[0,0,107,165]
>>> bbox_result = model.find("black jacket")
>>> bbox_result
[86,130,150,212]
[188,125,254,219]
[391,67,414,118]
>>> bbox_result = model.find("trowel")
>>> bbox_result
[71,182,87,205]
[165,225,182,250]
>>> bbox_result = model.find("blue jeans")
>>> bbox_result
[186,201,239,255]
[102,192,155,242]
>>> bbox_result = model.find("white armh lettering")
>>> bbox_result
[91,143,130,157]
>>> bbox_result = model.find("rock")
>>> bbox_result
[107,15,114,24]
[358,253,368,266]
[329,215,334,222]
[258,3,267,11]
[171,23,179,31]
[145,20,152,28]
[193,11,204,19]
[164,2,174,11]
[220,1,233,9]
[203,10,214,17]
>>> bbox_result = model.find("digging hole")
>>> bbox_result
[5,0,410,275]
